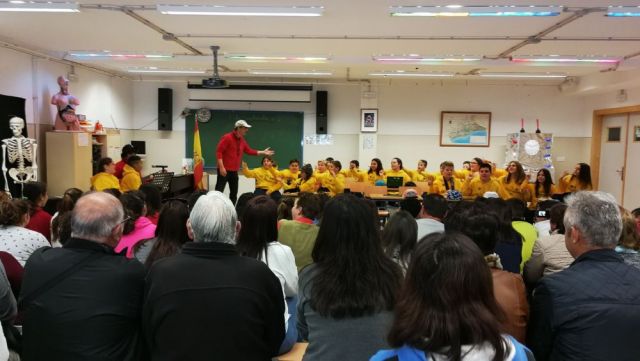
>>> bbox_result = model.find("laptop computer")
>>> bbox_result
[386,176,404,195]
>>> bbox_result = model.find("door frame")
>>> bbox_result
[591,104,640,189]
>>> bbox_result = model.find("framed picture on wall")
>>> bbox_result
[634,126,640,142]
[440,111,491,147]
[361,109,378,132]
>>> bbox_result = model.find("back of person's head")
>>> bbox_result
[102,188,122,199]
[57,188,83,213]
[295,193,320,220]
[120,144,136,159]
[387,231,508,361]
[310,194,401,318]
[382,210,418,266]
[119,191,146,235]
[400,198,421,218]
[189,191,237,244]
[0,199,29,226]
[537,199,560,214]
[22,181,47,207]
[277,197,295,221]
[145,199,190,268]
[237,196,278,259]
[139,184,162,216]
[444,202,500,255]
[315,192,330,220]
[564,191,621,249]
[549,203,568,234]
[422,194,447,219]
[187,189,208,211]
[235,192,256,219]
[577,162,592,186]
[71,192,123,243]
[126,155,142,167]
[619,207,640,251]
[485,198,511,224]
[505,198,527,221]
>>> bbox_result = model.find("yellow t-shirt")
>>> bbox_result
[558,175,592,193]
[242,166,282,194]
[499,175,530,201]
[120,164,141,192]
[91,172,121,192]
[464,178,506,199]
[384,169,412,186]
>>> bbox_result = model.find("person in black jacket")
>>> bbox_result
[19,192,145,361]
[528,191,640,361]
[143,191,284,361]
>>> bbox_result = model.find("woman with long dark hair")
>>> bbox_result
[529,168,557,209]
[367,158,385,185]
[115,191,156,258]
[22,181,52,242]
[296,164,318,193]
[500,161,530,201]
[298,194,401,360]
[371,232,533,361]
[135,199,190,267]
[236,195,298,354]
[558,162,592,193]
[381,210,418,273]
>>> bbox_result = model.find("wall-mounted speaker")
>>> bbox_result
[158,88,173,131]
[316,90,327,134]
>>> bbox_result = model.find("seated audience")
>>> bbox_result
[235,192,256,219]
[483,198,523,274]
[187,189,209,211]
[91,157,120,192]
[139,184,162,225]
[297,194,402,361]
[115,191,156,258]
[143,191,284,361]
[523,203,572,286]
[23,181,52,242]
[0,262,17,359]
[0,199,49,266]
[120,155,143,192]
[20,192,145,361]
[506,198,537,272]
[528,191,640,361]
[416,194,446,241]
[133,199,190,267]
[0,251,23,297]
[278,193,320,271]
[633,207,640,235]
[382,210,418,274]
[445,202,529,342]
[236,196,298,354]
[277,197,295,221]
[533,200,559,238]
[371,232,533,361]
[50,187,82,246]
[399,189,421,218]
[615,207,640,270]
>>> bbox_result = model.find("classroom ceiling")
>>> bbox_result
[1,0,639,86]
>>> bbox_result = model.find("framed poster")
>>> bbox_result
[361,109,378,132]
[440,111,491,147]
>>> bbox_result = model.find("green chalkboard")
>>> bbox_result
[185,109,304,170]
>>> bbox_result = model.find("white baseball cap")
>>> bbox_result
[234,119,252,128]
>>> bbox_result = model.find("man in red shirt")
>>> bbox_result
[115,144,136,179]
[215,120,274,204]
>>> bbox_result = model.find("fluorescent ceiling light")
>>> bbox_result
[128,68,206,74]
[157,5,323,16]
[479,72,566,78]
[225,54,329,62]
[390,5,562,17]
[374,55,481,63]
[68,51,172,59]
[249,70,332,76]
[0,1,79,12]
[511,56,620,64]
[370,71,454,78]
[606,6,640,17]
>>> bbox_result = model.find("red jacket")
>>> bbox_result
[115,159,127,179]
[26,207,52,242]
[216,131,258,172]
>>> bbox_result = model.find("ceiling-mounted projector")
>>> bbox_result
[202,45,229,89]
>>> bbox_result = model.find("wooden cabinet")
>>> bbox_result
[45,129,120,196]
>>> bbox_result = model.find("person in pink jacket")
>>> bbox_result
[115,191,156,258]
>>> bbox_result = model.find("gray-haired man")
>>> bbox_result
[143,191,284,361]
[20,192,145,360]
[528,191,640,361]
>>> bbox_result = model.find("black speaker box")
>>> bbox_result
[316,90,327,134]
[158,88,173,131]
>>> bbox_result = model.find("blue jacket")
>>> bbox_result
[528,248,640,361]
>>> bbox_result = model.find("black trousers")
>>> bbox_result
[215,170,239,205]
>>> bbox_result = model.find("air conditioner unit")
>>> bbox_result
[187,84,313,103]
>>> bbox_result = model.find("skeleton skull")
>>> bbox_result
[8,117,24,137]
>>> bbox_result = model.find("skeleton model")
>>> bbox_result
[2,117,38,195]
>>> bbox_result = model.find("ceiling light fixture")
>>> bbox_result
[0,1,79,12]
[68,51,172,59]
[369,71,455,77]
[225,54,329,62]
[606,6,640,17]
[373,55,481,63]
[390,5,562,17]
[511,55,620,64]
[127,68,206,74]
[479,72,567,78]
[249,70,333,76]
[157,5,324,16]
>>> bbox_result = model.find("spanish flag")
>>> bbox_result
[193,119,205,190]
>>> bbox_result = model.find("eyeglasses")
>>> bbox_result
[118,216,131,225]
